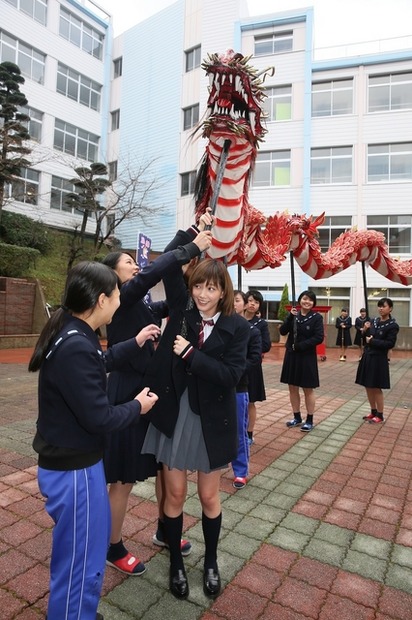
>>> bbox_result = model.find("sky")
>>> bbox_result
[95,0,412,49]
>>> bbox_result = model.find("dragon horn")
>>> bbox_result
[252,67,275,83]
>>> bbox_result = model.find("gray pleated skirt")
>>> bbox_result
[142,390,217,473]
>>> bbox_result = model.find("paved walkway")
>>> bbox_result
[0,346,411,619]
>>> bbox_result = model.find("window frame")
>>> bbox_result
[54,119,99,163]
[311,79,353,117]
[113,57,122,78]
[311,146,353,184]
[254,31,293,56]
[0,31,45,84]
[57,62,101,111]
[185,45,201,72]
[367,214,412,255]
[4,0,47,25]
[253,150,291,187]
[368,71,412,113]
[183,104,199,131]
[111,109,120,131]
[263,85,292,122]
[367,142,412,183]
[59,6,104,60]
[181,170,197,196]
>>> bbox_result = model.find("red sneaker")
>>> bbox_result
[362,413,375,420]
[368,416,385,424]
[106,552,146,575]
[233,477,247,489]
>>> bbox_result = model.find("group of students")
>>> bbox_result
[283,295,399,431]
[29,209,399,618]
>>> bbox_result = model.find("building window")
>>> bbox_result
[367,287,410,326]
[4,0,47,25]
[317,216,352,250]
[54,119,99,163]
[254,32,293,56]
[51,175,76,213]
[108,161,118,182]
[183,104,199,130]
[59,7,104,60]
[7,167,39,205]
[56,63,101,111]
[185,45,201,72]
[368,143,412,182]
[312,79,353,117]
[20,105,42,142]
[111,109,120,131]
[310,287,351,323]
[367,215,412,254]
[181,171,197,196]
[253,150,291,187]
[311,146,352,184]
[0,31,45,84]
[263,85,292,121]
[368,72,412,112]
[113,57,122,78]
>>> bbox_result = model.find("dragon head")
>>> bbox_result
[201,49,273,145]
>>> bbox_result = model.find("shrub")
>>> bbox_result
[277,283,289,321]
[0,211,51,253]
[0,242,40,277]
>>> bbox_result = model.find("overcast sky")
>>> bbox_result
[95,0,412,49]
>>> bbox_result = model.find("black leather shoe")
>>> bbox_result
[203,567,221,597]
[170,568,189,599]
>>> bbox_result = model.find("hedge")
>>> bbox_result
[0,242,40,277]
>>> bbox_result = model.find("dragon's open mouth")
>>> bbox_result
[202,50,268,143]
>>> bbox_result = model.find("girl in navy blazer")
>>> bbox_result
[142,258,249,600]
[29,262,159,620]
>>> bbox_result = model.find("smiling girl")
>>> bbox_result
[142,259,249,600]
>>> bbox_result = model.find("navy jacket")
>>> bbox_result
[143,263,249,469]
[33,316,143,470]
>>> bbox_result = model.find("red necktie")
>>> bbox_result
[198,319,214,348]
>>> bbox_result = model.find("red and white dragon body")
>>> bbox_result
[194,50,412,286]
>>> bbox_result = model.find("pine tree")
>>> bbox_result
[278,283,289,321]
[0,62,31,226]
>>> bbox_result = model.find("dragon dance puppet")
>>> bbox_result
[193,49,412,286]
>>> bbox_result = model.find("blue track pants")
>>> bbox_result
[232,391,250,478]
[38,461,110,620]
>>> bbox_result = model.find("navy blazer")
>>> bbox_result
[143,264,249,470]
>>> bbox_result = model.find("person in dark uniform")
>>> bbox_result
[244,290,271,445]
[28,261,159,620]
[354,307,370,360]
[280,290,324,432]
[335,308,352,361]
[356,297,399,424]
[102,232,212,575]
[142,259,249,601]
[232,290,262,489]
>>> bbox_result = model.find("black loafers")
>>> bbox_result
[203,567,221,597]
[170,568,189,599]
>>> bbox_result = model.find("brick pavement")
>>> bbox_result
[0,345,411,619]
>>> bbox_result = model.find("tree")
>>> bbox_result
[64,162,111,270]
[0,62,31,226]
[278,283,289,321]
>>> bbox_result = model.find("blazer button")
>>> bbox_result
[165,386,170,393]
[217,395,223,402]
[223,419,228,426]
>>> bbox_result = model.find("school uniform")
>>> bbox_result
[33,315,143,620]
[354,315,370,347]
[335,315,353,347]
[103,243,200,483]
[279,311,324,388]
[142,264,249,471]
[232,325,262,479]
[246,316,270,402]
[356,316,399,388]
